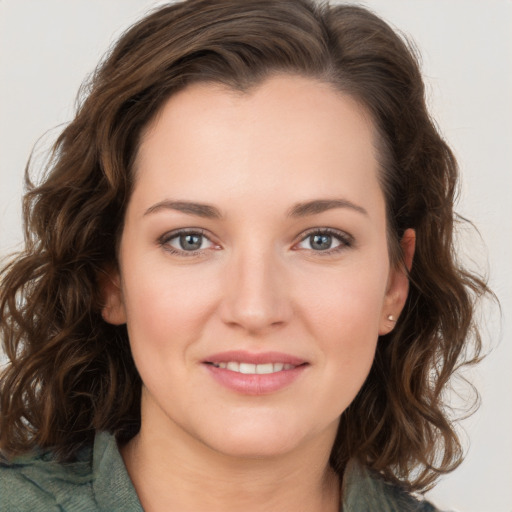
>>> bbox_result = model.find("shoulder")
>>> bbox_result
[0,441,96,512]
[0,432,142,512]
[342,460,445,512]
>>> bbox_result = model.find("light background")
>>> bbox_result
[0,1,511,511]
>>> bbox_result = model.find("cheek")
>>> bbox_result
[121,260,219,352]
[296,263,388,390]
[299,264,388,339]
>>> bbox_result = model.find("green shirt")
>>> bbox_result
[0,432,441,511]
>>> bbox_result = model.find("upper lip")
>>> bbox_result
[204,350,307,366]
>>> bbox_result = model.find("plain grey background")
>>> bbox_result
[1,1,511,511]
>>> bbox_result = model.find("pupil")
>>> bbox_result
[311,234,331,250]
[180,234,202,250]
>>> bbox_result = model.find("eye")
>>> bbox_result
[159,229,217,256]
[295,228,352,254]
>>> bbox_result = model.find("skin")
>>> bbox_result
[103,74,415,512]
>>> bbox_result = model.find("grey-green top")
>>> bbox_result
[0,431,441,511]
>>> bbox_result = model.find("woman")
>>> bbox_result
[0,0,490,510]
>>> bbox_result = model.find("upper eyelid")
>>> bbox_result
[159,227,211,242]
[296,227,353,243]
[158,228,213,247]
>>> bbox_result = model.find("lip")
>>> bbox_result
[204,350,306,366]
[202,350,309,396]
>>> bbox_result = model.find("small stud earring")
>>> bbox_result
[387,314,396,322]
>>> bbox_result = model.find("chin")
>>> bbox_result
[196,416,325,461]
[210,434,300,460]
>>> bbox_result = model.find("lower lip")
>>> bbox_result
[204,364,308,395]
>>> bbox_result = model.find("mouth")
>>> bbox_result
[205,361,300,374]
[202,351,308,395]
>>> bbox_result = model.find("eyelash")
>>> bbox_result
[296,227,353,256]
[158,228,214,258]
[158,227,353,258]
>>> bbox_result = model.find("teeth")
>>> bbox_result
[256,363,273,374]
[239,363,256,374]
[211,362,297,374]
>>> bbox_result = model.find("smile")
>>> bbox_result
[208,362,296,374]
[203,351,308,395]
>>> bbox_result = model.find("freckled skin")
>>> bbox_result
[102,75,413,511]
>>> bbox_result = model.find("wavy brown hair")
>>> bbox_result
[0,0,490,491]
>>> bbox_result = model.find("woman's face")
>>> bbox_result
[104,75,412,460]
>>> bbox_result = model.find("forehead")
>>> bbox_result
[132,74,383,220]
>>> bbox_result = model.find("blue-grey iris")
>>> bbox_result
[180,234,202,251]
[311,234,332,250]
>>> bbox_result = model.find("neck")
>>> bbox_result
[121,413,340,512]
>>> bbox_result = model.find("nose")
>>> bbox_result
[219,246,293,335]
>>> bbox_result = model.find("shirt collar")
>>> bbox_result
[92,431,143,512]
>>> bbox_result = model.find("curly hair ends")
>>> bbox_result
[0,0,491,491]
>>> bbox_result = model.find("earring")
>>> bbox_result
[387,314,396,322]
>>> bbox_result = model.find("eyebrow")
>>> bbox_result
[144,200,223,219]
[287,199,368,217]
[143,198,368,219]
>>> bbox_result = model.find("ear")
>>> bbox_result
[379,228,416,335]
[98,266,127,325]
